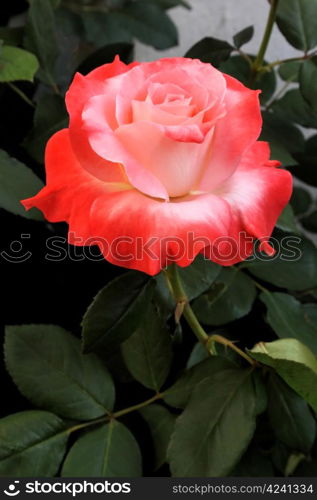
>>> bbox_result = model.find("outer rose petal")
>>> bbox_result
[204,141,293,265]
[65,57,139,183]
[198,74,262,192]
[89,191,233,275]
[21,131,235,275]
[22,132,291,275]
[21,130,131,242]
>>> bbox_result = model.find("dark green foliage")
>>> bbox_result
[1,1,317,480]
[185,37,233,67]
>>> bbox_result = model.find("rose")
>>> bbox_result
[22,56,292,275]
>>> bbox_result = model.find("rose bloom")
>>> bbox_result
[23,57,292,275]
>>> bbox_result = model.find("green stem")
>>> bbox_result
[67,393,163,435]
[183,306,209,345]
[67,416,109,435]
[113,393,162,419]
[252,279,270,294]
[253,0,279,71]
[7,82,35,108]
[263,49,317,71]
[164,264,256,365]
[46,73,61,96]
[264,56,304,70]
[209,334,256,366]
[237,49,253,65]
[165,264,210,347]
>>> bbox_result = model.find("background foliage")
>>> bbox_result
[1,0,317,478]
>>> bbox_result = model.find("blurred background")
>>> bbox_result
[7,1,302,61]
[136,0,301,62]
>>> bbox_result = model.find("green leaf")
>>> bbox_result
[153,272,174,318]
[272,89,317,129]
[82,272,155,355]
[253,371,268,415]
[276,0,317,51]
[186,342,208,368]
[0,149,43,220]
[164,356,235,409]
[272,441,306,476]
[0,45,39,82]
[276,204,299,234]
[267,373,316,453]
[285,452,308,476]
[121,302,172,391]
[83,2,177,50]
[278,60,302,82]
[119,1,178,49]
[261,111,304,165]
[5,324,115,420]
[249,339,317,411]
[0,44,37,82]
[62,421,142,477]
[290,187,312,216]
[220,56,276,104]
[192,269,256,326]
[24,94,68,164]
[81,12,132,47]
[24,0,59,86]
[233,26,254,49]
[168,368,257,477]
[142,0,191,9]
[0,411,68,477]
[105,349,134,384]
[246,235,317,291]
[178,255,221,300]
[139,404,175,470]
[233,448,274,477]
[304,303,317,322]
[301,211,317,232]
[185,37,233,67]
[260,292,317,354]
[300,57,317,111]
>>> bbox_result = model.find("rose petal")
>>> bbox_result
[212,141,293,261]
[65,57,138,183]
[22,129,131,241]
[198,74,262,192]
[115,120,213,197]
[89,190,232,275]
[82,94,170,200]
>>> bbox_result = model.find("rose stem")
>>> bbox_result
[7,82,35,108]
[250,0,279,83]
[164,263,256,366]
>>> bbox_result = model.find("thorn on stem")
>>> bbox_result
[174,298,187,323]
